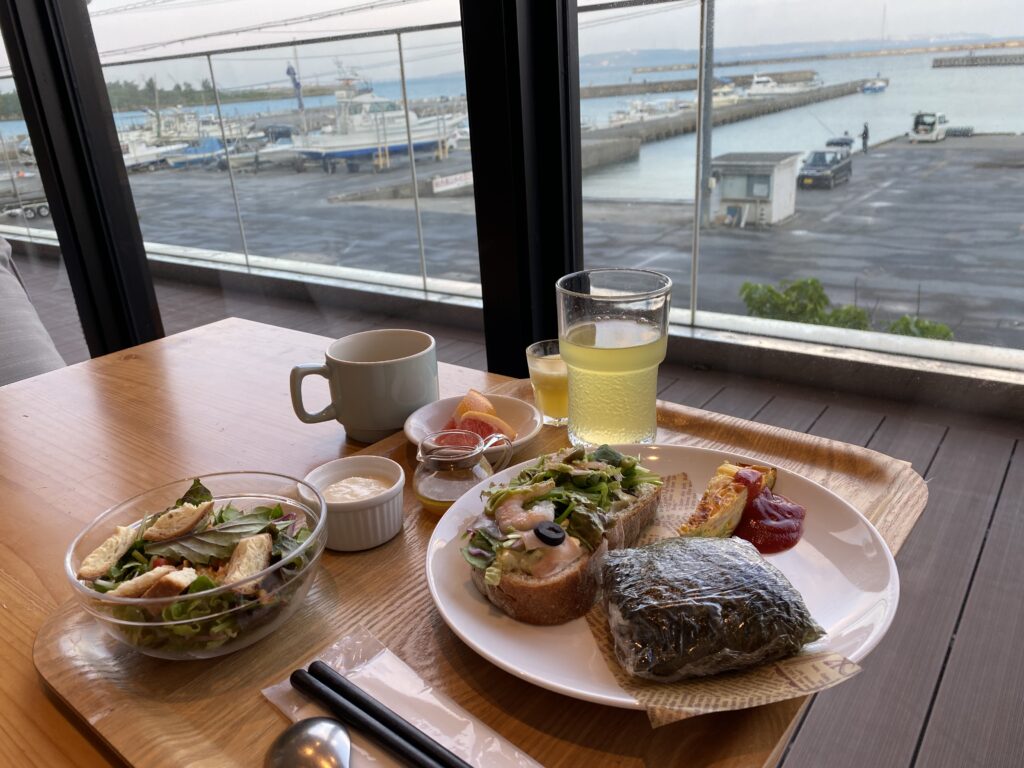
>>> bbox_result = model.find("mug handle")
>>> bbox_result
[482,433,514,472]
[289,364,336,424]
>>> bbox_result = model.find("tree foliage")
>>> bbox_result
[740,278,869,330]
[740,278,953,339]
[887,315,954,340]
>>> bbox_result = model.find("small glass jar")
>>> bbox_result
[414,430,513,516]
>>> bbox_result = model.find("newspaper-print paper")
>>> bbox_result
[587,469,861,728]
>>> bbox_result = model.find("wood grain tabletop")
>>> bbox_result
[2,318,926,767]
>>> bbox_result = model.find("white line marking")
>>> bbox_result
[822,178,895,222]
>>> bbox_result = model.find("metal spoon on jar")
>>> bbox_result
[265,717,352,768]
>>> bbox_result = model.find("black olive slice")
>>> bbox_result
[534,521,565,546]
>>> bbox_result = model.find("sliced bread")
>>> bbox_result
[604,484,661,550]
[142,500,214,542]
[223,533,273,594]
[77,525,136,580]
[109,564,176,597]
[470,545,605,626]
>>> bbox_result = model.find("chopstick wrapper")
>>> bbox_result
[263,625,541,767]
[586,470,862,729]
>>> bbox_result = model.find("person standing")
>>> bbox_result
[860,122,870,153]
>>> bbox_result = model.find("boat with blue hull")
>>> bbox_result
[293,92,461,167]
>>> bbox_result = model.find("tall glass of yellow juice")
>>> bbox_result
[556,269,671,446]
[525,340,568,425]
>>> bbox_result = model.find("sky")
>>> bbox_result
[0,0,1022,91]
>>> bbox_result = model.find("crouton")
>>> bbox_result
[109,565,176,597]
[77,525,136,580]
[141,567,198,600]
[142,500,213,542]
[222,533,273,594]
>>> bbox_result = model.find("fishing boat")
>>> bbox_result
[293,93,461,166]
[120,140,188,171]
[745,74,821,98]
[862,77,889,94]
[163,137,229,168]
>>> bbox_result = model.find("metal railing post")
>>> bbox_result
[207,54,250,267]
[397,32,429,294]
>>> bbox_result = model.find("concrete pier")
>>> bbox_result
[933,53,1024,67]
[586,79,872,143]
[579,69,817,99]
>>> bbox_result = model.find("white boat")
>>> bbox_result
[608,98,691,126]
[120,140,188,171]
[862,78,888,94]
[711,83,742,106]
[294,93,461,165]
[745,74,821,98]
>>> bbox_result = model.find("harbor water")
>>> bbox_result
[581,52,1024,200]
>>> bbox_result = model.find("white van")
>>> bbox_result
[910,112,948,142]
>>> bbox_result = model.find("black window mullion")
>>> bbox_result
[0,0,163,355]
[460,0,583,378]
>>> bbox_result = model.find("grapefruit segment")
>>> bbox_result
[452,389,496,421]
[457,411,518,440]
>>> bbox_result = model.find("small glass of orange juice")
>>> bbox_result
[525,340,569,426]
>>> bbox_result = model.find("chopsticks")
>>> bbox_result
[290,662,473,768]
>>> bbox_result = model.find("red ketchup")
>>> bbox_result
[732,470,806,554]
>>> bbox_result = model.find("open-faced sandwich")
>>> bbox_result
[460,445,662,625]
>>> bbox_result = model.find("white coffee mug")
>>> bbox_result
[290,329,439,443]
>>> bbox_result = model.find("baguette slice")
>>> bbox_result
[142,500,214,542]
[223,533,273,594]
[470,542,606,626]
[604,484,661,550]
[78,525,136,580]
[142,567,198,600]
[109,565,176,597]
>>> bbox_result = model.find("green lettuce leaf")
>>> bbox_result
[144,504,289,564]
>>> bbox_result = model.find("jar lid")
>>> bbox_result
[417,430,486,471]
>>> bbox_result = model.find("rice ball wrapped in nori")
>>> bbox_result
[602,536,824,681]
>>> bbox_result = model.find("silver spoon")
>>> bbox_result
[265,717,352,768]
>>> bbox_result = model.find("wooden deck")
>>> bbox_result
[14,251,1024,768]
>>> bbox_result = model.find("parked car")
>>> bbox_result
[797,148,852,189]
[909,112,948,142]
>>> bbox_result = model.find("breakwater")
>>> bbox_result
[579,70,816,99]
[585,79,871,143]
[933,53,1024,67]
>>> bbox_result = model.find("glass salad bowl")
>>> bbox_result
[64,471,327,660]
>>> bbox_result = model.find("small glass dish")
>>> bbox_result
[64,471,327,660]
[413,430,512,516]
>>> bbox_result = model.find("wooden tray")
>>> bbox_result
[34,384,927,768]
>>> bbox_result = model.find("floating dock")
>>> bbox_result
[933,53,1024,67]
[586,79,873,143]
[579,70,817,99]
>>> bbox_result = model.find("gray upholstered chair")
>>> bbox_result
[0,236,65,386]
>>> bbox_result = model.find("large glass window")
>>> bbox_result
[575,0,1024,369]
[0,65,88,367]
[87,2,478,315]
[577,1,702,317]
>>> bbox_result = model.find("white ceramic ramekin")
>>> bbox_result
[303,456,405,552]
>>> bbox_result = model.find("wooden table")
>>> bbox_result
[1,318,926,767]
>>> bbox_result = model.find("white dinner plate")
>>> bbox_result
[404,395,543,465]
[425,443,900,709]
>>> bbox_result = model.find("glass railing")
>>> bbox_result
[4,4,1022,371]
